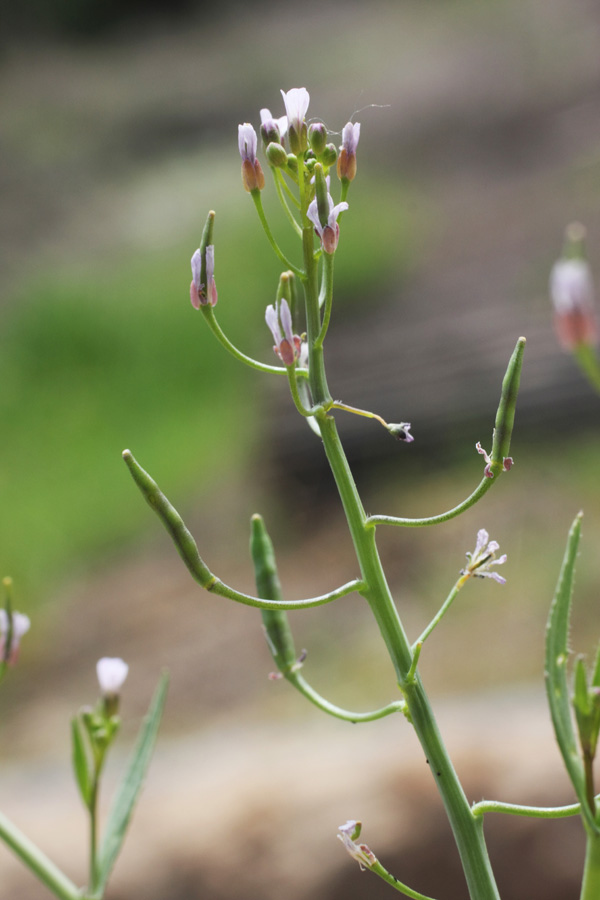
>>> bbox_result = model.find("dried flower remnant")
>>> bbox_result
[386,422,414,443]
[190,245,218,309]
[476,441,513,479]
[337,121,361,182]
[238,123,265,193]
[462,529,507,584]
[337,821,377,871]
[0,609,30,666]
[550,223,598,351]
[265,299,301,366]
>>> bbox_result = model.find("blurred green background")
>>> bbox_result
[0,1,599,899]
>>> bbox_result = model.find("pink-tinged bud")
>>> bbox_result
[337,122,360,182]
[238,123,265,192]
[265,299,301,366]
[550,246,597,350]
[190,245,218,308]
[280,87,310,155]
[307,189,348,255]
[260,108,286,146]
[0,609,30,666]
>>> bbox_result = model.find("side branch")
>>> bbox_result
[472,795,600,820]
[367,476,494,528]
[122,450,362,610]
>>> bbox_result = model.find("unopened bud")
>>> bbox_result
[386,422,414,443]
[337,122,361,182]
[550,224,597,350]
[321,143,338,168]
[308,122,328,156]
[266,141,288,168]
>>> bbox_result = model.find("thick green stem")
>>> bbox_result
[295,150,500,900]
[0,811,81,900]
[581,831,600,900]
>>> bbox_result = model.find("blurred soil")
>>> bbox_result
[1,1,600,898]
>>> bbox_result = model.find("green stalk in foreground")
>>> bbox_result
[132,90,532,899]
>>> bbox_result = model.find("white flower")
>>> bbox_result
[0,609,30,666]
[462,529,507,584]
[97,657,129,695]
[280,88,309,135]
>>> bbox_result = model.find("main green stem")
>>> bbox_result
[298,158,500,900]
[581,831,600,900]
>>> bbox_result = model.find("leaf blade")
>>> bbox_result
[96,671,169,893]
[545,513,599,833]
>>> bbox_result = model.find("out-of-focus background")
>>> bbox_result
[1,1,599,897]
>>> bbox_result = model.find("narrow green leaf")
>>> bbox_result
[96,671,169,893]
[545,513,599,833]
[592,643,600,690]
[71,716,92,809]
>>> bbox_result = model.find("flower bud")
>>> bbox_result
[550,224,597,350]
[97,656,129,718]
[308,122,328,157]
[386,422,413,443]
[260,108,285,146]
[238,123,265,193]
[321,143,338,168]
[337,122,361,182]
[266,141,288,168]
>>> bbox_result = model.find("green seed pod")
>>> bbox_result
[250,514,298,675]
[490,336,526,474]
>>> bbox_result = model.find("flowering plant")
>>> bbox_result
[121,87,599,899]
[0,87,598,900]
